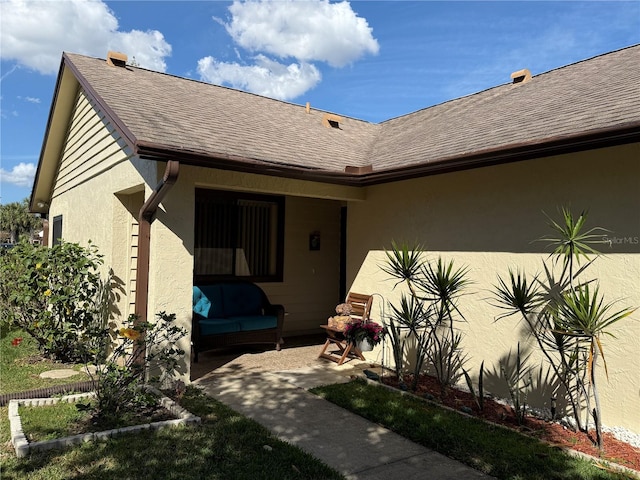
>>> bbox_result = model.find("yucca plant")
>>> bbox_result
[382,241,424,297]
[552,284,635,448]
[382,244,471,398]
[463,360,485,413]
[500,343,532,425]
[541,207,608,287]
[387,294,431,391]
[493,207,635,448]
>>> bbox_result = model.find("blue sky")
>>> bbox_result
[1,0,639,205]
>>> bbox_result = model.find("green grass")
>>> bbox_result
[18,395,177,442]
[1,387,345,480]
[311,379,635,480]
[0,331,344,479]
[0,328,89,394]
[19,402,88,442]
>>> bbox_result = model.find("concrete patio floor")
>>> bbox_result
[192,334,494,479]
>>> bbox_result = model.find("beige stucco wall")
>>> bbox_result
[347,143,640,434]
[48,88,157,324]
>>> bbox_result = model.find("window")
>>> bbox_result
[194,189,284,282]
[52,215,63,246]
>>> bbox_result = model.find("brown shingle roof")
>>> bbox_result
[62,45,640,184]
[64,53,379,174]
[372,45,640,172]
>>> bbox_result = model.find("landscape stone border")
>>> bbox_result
[9,386,201,458]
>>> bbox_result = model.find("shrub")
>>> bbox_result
[0,240,109,363]
[79,311,187,425]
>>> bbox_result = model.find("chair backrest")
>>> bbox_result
[346,292,373,322]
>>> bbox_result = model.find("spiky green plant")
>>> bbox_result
[552,284,635,447]
[382,241,424,296]
[463,360,485,412]
[494,207,635,448]
[381,244,471,398]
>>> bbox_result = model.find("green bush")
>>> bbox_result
[0,240,109,363]
[79,311,187,426]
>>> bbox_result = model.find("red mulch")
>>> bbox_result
[382,373,640,473]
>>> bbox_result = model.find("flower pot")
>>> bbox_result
[357,338,373,352]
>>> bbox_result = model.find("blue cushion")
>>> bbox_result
[192,286,211,318]
[199,318,241,336]
[195,285,225,318]
[222,283,263,317]
[236,315,278,331]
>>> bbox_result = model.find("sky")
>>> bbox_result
[1,0,639,205]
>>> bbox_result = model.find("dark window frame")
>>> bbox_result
[194,189,285,284]
[52,215,63,246]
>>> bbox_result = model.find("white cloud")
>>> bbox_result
[0,0,171,74]
[224,0,379,67]
[198,55,321,101]
[17,96,41,104]
[0,162,37,187]
[201,0,378,100]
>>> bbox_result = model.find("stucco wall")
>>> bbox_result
[48,88,158,323]
[347,143,640,434]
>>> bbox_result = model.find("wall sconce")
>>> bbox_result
[37,201,49,209]
[309,231,320,251]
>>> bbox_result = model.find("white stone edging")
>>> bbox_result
[9,387,200,458]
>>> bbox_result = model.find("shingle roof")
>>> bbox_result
[372,45,640,172]
[62,45,640,183]
[64,53,379,174]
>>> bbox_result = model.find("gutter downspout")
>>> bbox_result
[134,160,180,360]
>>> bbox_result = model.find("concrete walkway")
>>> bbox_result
[195,364,493,479]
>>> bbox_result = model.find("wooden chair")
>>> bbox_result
[318,292,374,365]
[344,292,373,323]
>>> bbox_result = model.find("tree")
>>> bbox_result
[0,198,42,244]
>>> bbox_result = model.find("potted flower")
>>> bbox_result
[343,319,384,352]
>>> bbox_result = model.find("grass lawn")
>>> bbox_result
[311,379,636,480]
[0,386,344,480]
[0,328,344,479]
[0,328,90,394]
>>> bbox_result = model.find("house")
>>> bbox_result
[31,46,640,433]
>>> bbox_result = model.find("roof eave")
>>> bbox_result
[137,122,640,187]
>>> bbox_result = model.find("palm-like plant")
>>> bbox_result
[541,208,608,287]
[0,198,42,244]
[381,243,471,397]
[493,207,635,449]
[382,241,424,296]
[552,285,635,447]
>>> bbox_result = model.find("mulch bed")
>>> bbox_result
[381,373,640,473]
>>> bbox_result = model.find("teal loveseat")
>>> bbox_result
[192,282,284,362]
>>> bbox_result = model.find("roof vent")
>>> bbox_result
[322,113,342,129]
[345,165,373,174]
[510,68,531,84]
[107,51,128,68]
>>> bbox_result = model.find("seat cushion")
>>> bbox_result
[236,315,278,331]
[194,285,225,318]
[199,318,241,336]
[222,283,263,317]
